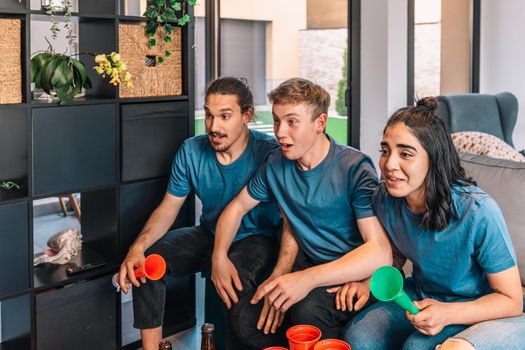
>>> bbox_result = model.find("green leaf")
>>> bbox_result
[173,2,181,11]
[157,56,164,64]
[62,69,82,103]
[55,84,71,105]
[149,38,157,46]
[70,58,88,88]
[177,14,190,26]
[40,56,62,94]
[165,50,171,57]
[51,60,73,88]
[31,53,53,83]
[164,35,172,43]
[146,21,158,35]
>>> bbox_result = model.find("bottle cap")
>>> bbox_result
[201,323,215,332]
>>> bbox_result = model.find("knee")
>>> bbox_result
[290,292,330,325]
[438,339,476,350]
[229,296,260,342]
[342,324,376,350]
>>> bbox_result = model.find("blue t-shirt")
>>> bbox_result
[373,183,517,302]
[247,134,378,263]
[167,129,281,241]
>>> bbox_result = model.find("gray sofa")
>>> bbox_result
[459,153,525,290]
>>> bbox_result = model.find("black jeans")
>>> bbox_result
[233,252,376,348]
[132,225,278,346]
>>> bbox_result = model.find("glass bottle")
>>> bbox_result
[158,339,173,350]
[200,323,216,350]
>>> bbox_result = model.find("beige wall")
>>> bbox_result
[306,0,347,29]
[195,0,306,81]
[440,0,470,93]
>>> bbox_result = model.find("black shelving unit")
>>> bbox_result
[0,0,196,348]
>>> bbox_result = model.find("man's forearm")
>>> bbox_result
[302,240,392,288]
[271,220,299,277]
[130,204,179,253]
[213,204,244,258]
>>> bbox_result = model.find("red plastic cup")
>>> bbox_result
[134,254,166,280]
[313,339,351,350]
[286,325,322,350]
[263,347,288,350]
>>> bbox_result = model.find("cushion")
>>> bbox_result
[452,131,525,162]
[459,153,525,286]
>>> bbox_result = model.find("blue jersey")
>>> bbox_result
[167,129,281,241]
[248,135,378,262]
[373,183,516,302]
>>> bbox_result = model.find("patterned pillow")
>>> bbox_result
[451,131,525,162]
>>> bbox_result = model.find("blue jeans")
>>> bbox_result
[448,314,525,350]
[342,278,467,350]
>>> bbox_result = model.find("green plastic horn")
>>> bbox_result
[370,266,420,315]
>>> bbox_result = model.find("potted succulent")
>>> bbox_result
[144,0,197,63]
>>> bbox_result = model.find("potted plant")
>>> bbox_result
[31,43,133,104]
[31,47,92,105]
[144,0,197,63]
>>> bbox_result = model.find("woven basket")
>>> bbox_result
[119,23,182,98]
[0,19,22,104]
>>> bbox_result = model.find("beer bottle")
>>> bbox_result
[200,323,216,350]
[158,339,173,350]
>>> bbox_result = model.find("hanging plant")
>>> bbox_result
[43,0,76,51]
[143,0,196,64]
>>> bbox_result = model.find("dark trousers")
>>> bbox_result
[233,252,376,348]
[132,225,278,349]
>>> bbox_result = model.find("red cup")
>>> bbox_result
[286,325,322,350]
[313,339,351,350]
[134,254,166,280]
[263,347,288,350]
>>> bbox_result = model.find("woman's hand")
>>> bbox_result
[327,279,371,312]
[407,299,452,336]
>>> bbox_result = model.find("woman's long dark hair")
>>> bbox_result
[384,96,475,231]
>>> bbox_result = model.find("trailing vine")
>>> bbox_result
[44,0,76,52]
[143,0,196,63]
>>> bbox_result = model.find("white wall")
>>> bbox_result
[480,0,525,151]
[360,0,408,170]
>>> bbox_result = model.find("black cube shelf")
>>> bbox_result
[0,0,195,348]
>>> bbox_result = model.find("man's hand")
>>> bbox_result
[211,253,243,309]
[251,270,312,312]
[255,275,286,334]
[257,296,285,334]
[406,299,452,336]
[326,279,370,312]
[118,248,147,294]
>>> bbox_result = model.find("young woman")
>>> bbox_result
[336,97,525,350]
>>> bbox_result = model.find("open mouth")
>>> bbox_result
[280,143,293,151]
[385,176,405,185]
[209,133,226,142]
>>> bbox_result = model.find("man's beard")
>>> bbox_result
[208,131,231,152]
